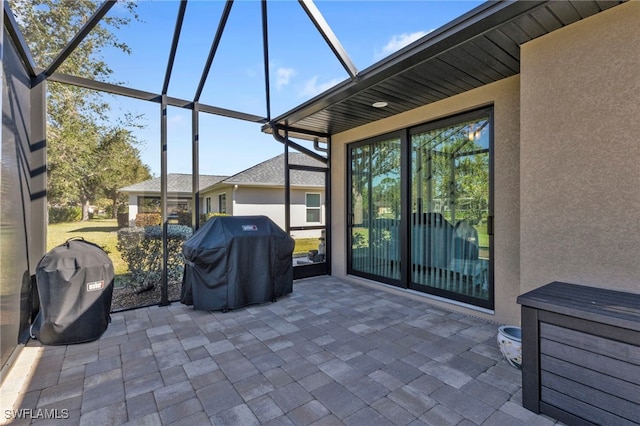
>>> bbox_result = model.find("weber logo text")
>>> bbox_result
[86,280,104,292]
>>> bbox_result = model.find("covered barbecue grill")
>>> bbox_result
[181,215,294,311]
[31,238,114,345]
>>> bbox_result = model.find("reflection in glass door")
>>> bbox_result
[411,112,491,306]
[349,137,401,282]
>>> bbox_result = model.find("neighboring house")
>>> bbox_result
[119,153,326,237]
[201,153,325,238]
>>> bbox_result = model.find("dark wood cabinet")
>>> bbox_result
[517,282,640,425]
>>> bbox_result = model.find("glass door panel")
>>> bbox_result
[349,138,401,281]
[411,115,491,304]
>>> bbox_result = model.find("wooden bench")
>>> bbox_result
[517,282,640,425]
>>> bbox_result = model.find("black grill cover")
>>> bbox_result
[181,215,294,311]
[31,238,114,345]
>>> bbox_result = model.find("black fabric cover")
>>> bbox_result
[31,238,114,345]
[181,215,294,311]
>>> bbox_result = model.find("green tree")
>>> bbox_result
[97,127,152,218]
[10,0,142,220]
[351,140,401,225]
[454,153,489,225]
[46,106,101,207]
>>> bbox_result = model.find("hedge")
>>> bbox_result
[200,212,229,224]
[48,206,82,223]
[133,212,230,227]
[116,225,193,293]
[135,213,161,227]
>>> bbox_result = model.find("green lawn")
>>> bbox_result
[47,218,127,275]
[293,238,321,256]
[48,219,321,274]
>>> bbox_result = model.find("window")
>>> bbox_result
[205,197,211,213]
[138,196,160,213]
[218,193,226,214]
[306,193,321,223]
[137,196,190,216]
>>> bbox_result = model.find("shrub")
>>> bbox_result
[177,211,192,226]
[135,213,161,227]
[116,225,193,293]
[48,206,82,223]
[199,212,229,225]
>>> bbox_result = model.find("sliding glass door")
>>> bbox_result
[348,136,402,282]
[347,108,493,309]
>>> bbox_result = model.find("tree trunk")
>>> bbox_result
[82,200,90,221]
[111,197,118,219]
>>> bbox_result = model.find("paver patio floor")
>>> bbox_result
[1,276,561,425]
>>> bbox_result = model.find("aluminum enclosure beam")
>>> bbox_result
[192,103,200,231]
[163,0,188,95]
[42,0,116,77]
[46,72,268,123]
[29,71,48,274]
[3,2,37,77]
[160,95,169,306]
[284,139,290,233]
[194,0,234,102]
[261,0,271,121]
[287,164,327,173]
[298,0,358,80]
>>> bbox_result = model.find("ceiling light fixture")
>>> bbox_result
[372,101,388,108]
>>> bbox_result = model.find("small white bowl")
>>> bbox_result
[497,325,522,369]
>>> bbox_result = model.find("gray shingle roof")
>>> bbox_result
[119,153,326,194]
[119,174,228,193]
[222,153,326,187]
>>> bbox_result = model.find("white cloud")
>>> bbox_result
[374,30,433,60]
[300,76,344,98]
[167,114,185,131]
[276,67,296,90]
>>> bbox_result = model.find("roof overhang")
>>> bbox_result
[264,0,626,140]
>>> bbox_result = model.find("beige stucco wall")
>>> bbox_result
[128,194,138,225]
[331,76,521,324]
[230,186,324,238]
[520,2,640,295]
[233,187,286,228]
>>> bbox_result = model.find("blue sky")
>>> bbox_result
[97,1,483,177]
